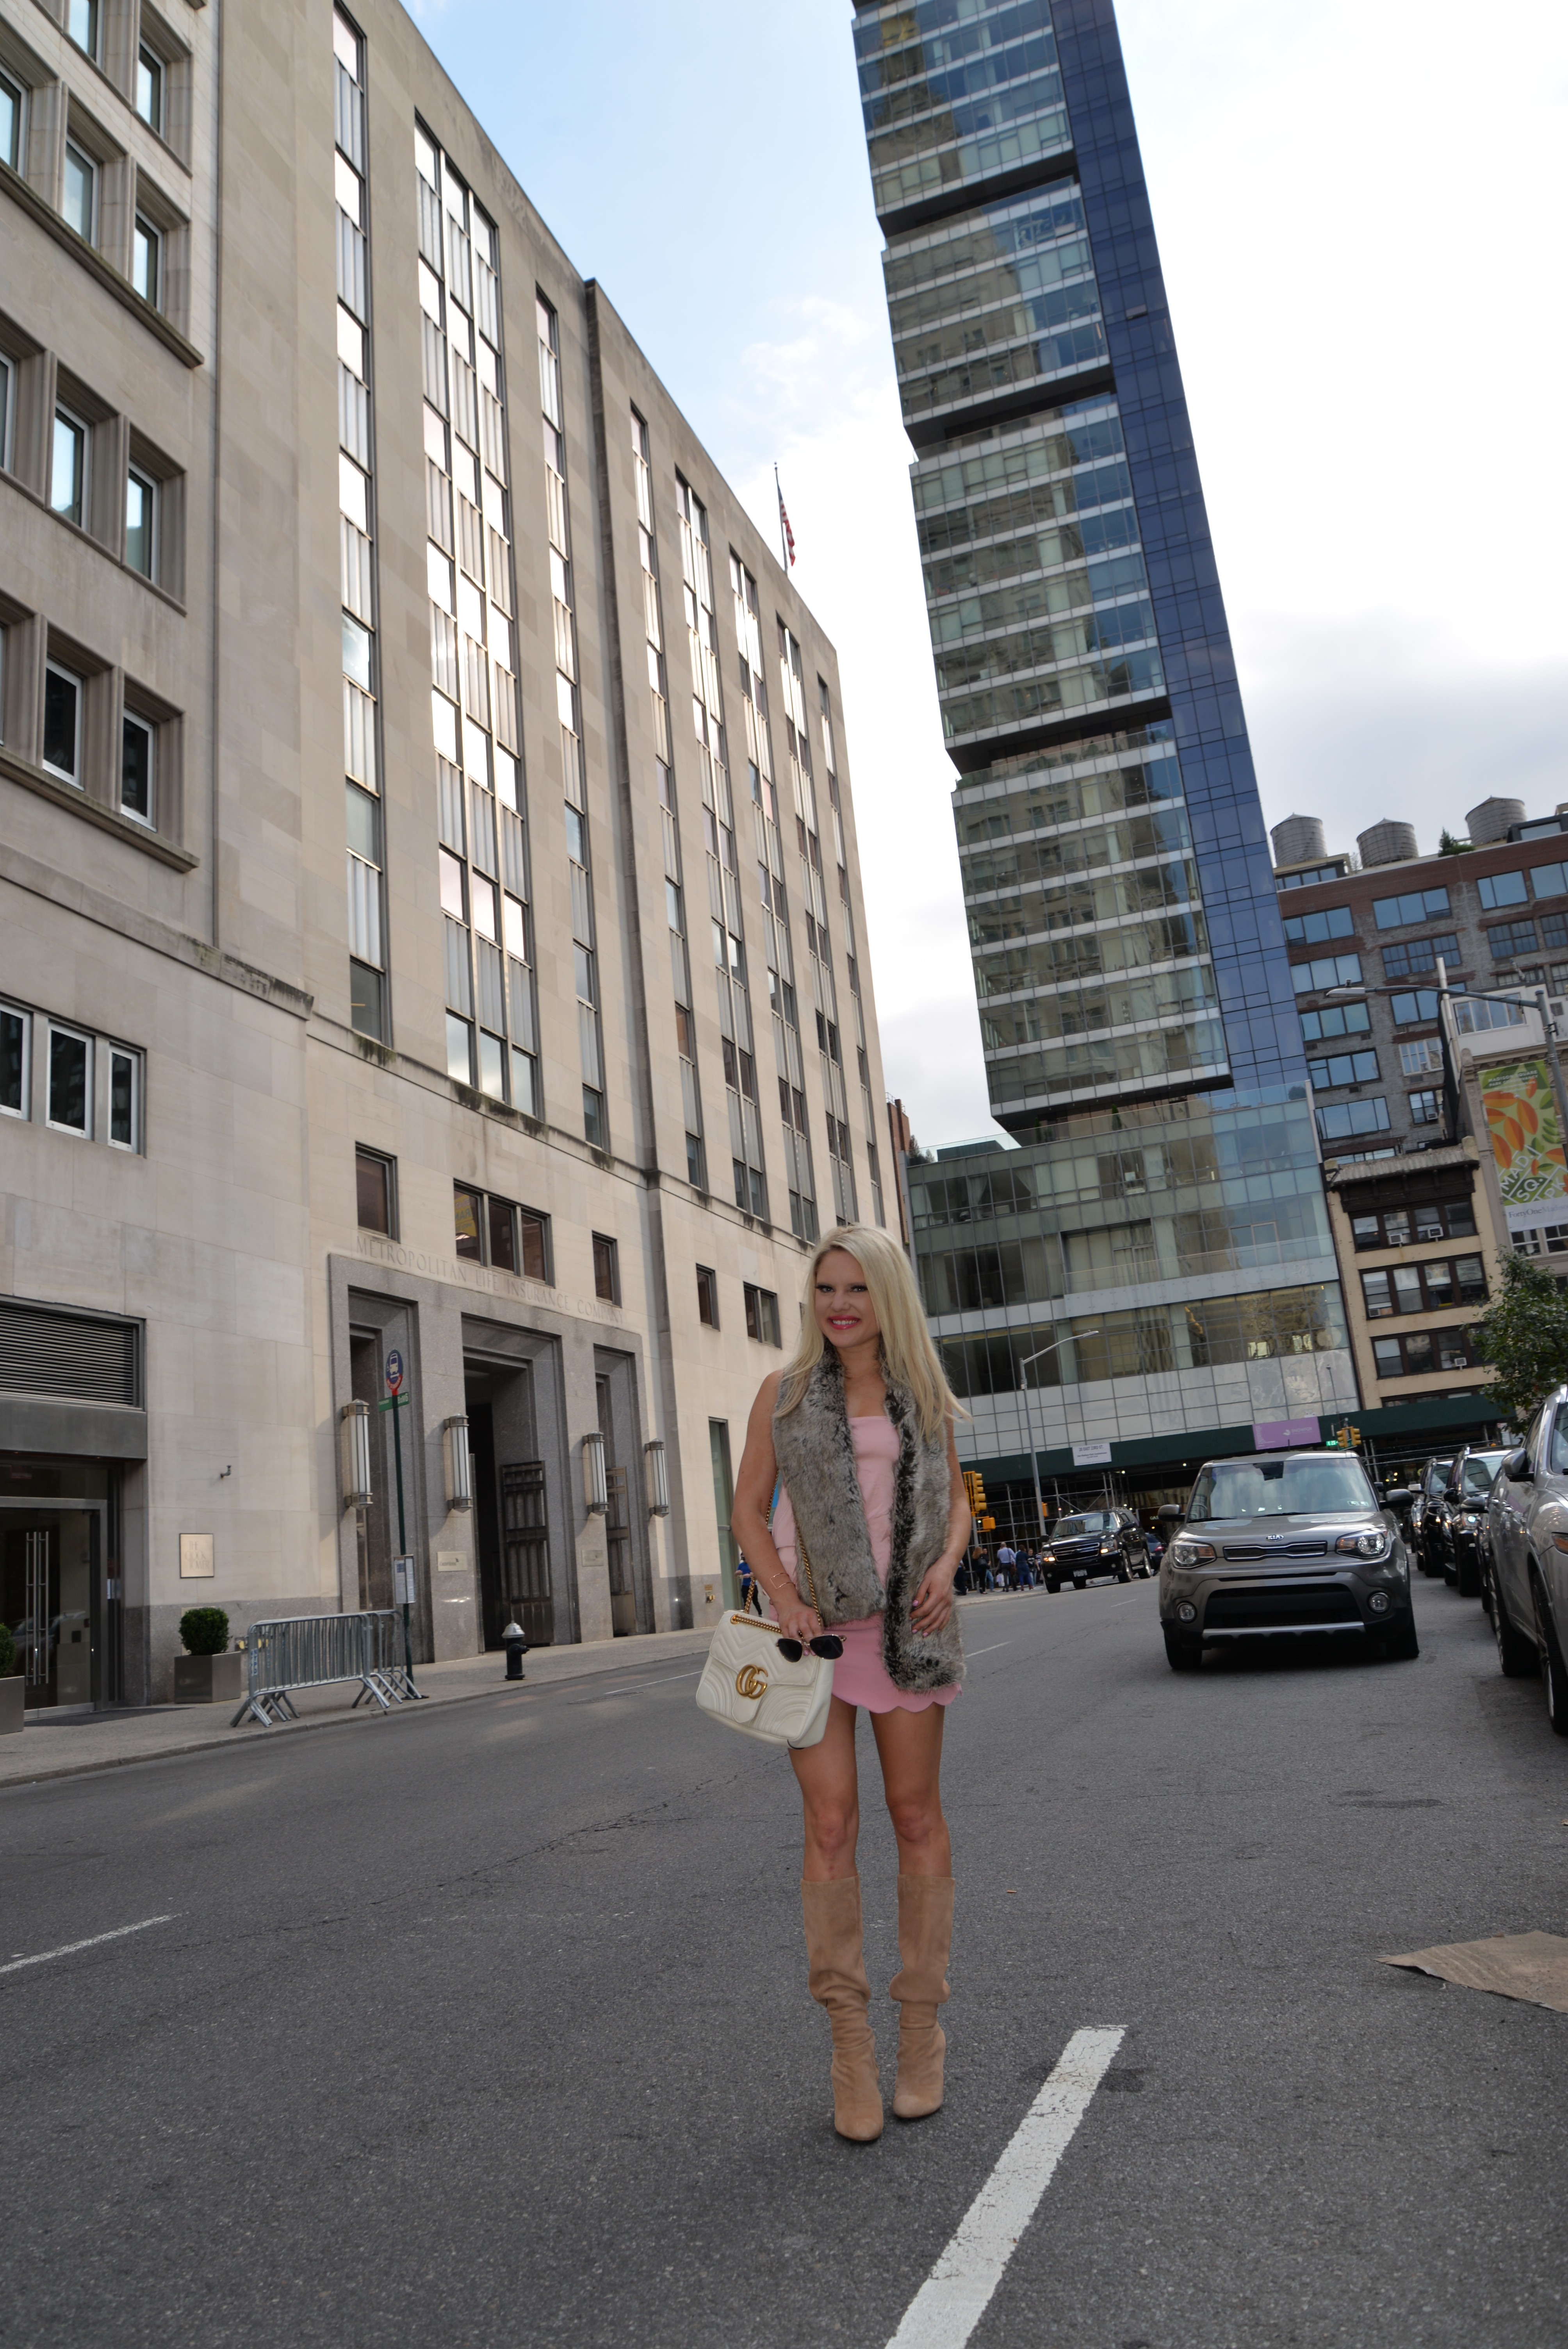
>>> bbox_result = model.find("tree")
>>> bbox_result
[1467,1252,1568,1426]
[1438,828,1467,856]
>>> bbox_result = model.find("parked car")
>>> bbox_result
[1434,1448,1512,1597]
[1041,1508,1150,1591]
[1158,1449,1417,1672]
[1486,1392,1568,1732]
[1409,1456,1455,1576]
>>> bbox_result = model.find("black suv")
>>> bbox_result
[1434,1447,1512,1597]
[1409,1456,1455,1577]
[1041,1508,1150,1592]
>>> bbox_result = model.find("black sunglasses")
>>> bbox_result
[775,1634,844,1662]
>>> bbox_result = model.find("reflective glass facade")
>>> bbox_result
[853,0,1346,1487]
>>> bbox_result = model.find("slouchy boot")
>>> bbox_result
[802,1876,884,2142]
[890,1874,954,2121]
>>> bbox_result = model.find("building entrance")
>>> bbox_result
[1,1507,101,1708]
[466,1363,554,1648]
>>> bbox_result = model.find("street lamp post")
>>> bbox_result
[1018,1329,1099,1541]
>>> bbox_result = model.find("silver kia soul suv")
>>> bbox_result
[1158,1449,1417,1672]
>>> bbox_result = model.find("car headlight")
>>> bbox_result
[1169,1538,1215,1567]
[1335,1531,1390,1560]
[1099,1540,1117,1554]
[1040,1549,1055,1564]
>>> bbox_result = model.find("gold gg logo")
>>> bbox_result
[734,1663,769,1700]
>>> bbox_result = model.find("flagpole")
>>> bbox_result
[774,461,788,574]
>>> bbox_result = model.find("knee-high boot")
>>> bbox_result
[801,1876,884,2143]
[890,1874,954,2121]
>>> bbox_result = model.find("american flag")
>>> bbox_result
[777,480,796,568]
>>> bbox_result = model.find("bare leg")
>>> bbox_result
[790,1695,861,1881]
[870,1703,951,1875]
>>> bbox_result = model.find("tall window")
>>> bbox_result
[47,1024,91,1134]
[62,144,95,241]
[121,711,154,823]
[108,1048,140,1150]
[42,665,82,782]
[538,293,604,1144]
[136,46,164,132]
[125,468,156,577]
[334,8,387,1044]
[696,1265,719,1327]
[355,1146,395,1235]
[52,410,86,524]
[66,0,98,59]
[592,1233,619,1303]
[132,216,160,307]
[417,122,533,1112]
[0,71,20,171]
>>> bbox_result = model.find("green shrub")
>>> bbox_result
[0,1621,15,1676]
[179,1607,230,1656]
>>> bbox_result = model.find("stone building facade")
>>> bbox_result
[0,0,891,1703]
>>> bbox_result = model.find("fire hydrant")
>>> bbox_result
[502,1620,528,1681]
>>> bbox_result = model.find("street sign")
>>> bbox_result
[1072,1440,1112,1468]
[385,1348,403,1395]
[393,1556,416,1605]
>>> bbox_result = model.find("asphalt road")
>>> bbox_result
[4,1575,1567,2349]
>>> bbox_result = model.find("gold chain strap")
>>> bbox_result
[796,1521,824,1619]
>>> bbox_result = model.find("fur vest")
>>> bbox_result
[772,1352,964,1695]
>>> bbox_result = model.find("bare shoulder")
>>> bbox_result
[754,1367,786,1416]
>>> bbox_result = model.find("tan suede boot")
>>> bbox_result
[802,1876,884,2143]
[890,1874,954,2121]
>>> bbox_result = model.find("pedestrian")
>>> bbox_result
[983,1563,995,1591]
[996,1540,1016,1591]
[731,1224,969,2144]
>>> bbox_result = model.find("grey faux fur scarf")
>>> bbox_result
[772,1352,964,1695]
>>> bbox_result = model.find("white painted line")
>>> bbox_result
[884,2025,1126,2349]
[0,1915,178,1978]
[965,1641,1013,1659]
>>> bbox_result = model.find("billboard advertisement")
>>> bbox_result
[1479,1062,1567,1214]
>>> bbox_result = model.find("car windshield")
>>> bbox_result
[1187,1457,1376,1520]
[1425,1460,1453,1493]
[1460,1451,1509,1495]
[1052,1513,1115,1538]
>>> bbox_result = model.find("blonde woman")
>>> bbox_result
[732,1226,971,2143]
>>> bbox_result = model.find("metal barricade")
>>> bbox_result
[357,1609,426,1707]
[231,1612,389,1728]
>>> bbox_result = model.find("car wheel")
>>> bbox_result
[1163,1627,1202,1673]
[1380,1614,1420,1661]
[1531,1576,1568,1736]
[1491,1567,1538,1677]
[1044,1578,1059,1594]
[1454,1543,1482,1600]
[1115,1563,1131,1583]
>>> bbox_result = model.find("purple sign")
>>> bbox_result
[1252,1417,1322,1452]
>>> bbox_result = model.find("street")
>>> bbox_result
[4,1577,1566,2349]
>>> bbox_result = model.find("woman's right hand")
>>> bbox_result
[773,1593,823,1644]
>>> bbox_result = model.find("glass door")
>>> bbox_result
[2,1508,100,1707]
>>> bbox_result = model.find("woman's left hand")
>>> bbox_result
[912,1565,956,1635]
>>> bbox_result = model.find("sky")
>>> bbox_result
[410,0,1568,1148]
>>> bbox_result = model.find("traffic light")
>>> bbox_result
[963,1470,987,1514]
[981,1515,996,1532]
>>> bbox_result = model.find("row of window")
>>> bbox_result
[1370,1326,1479,1380]
[0,330,179,593]
[1,9,189,326]
[1306,1037,1451,1093]
[0,996,141,1148]
[1360,1255,1488,1318]
[696,1266,782,1345]
[1348,1197,1478,1250]
[1285,866,1568,947]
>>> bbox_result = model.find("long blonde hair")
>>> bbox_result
[777,1224,962,1443]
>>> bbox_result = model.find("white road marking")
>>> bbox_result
[883,2025,1126,2349]
[965,1641,1013,1659]
[0,1915,178,1978]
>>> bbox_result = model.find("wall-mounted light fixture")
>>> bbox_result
[582,1429,608,1515]
[643,1438,670,1516]
[339,1399,372,1511]
[443,1416,472,1512]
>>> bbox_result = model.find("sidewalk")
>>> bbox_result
[0,1592,1030,1794]
[0,1624,718,1793]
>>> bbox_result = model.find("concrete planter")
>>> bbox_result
[173,1652,244,1705]
[0,1676,22,1734]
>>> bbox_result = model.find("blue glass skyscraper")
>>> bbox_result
[854,0,1356,1509]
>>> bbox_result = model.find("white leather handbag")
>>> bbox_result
[695,1540,834,1749]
